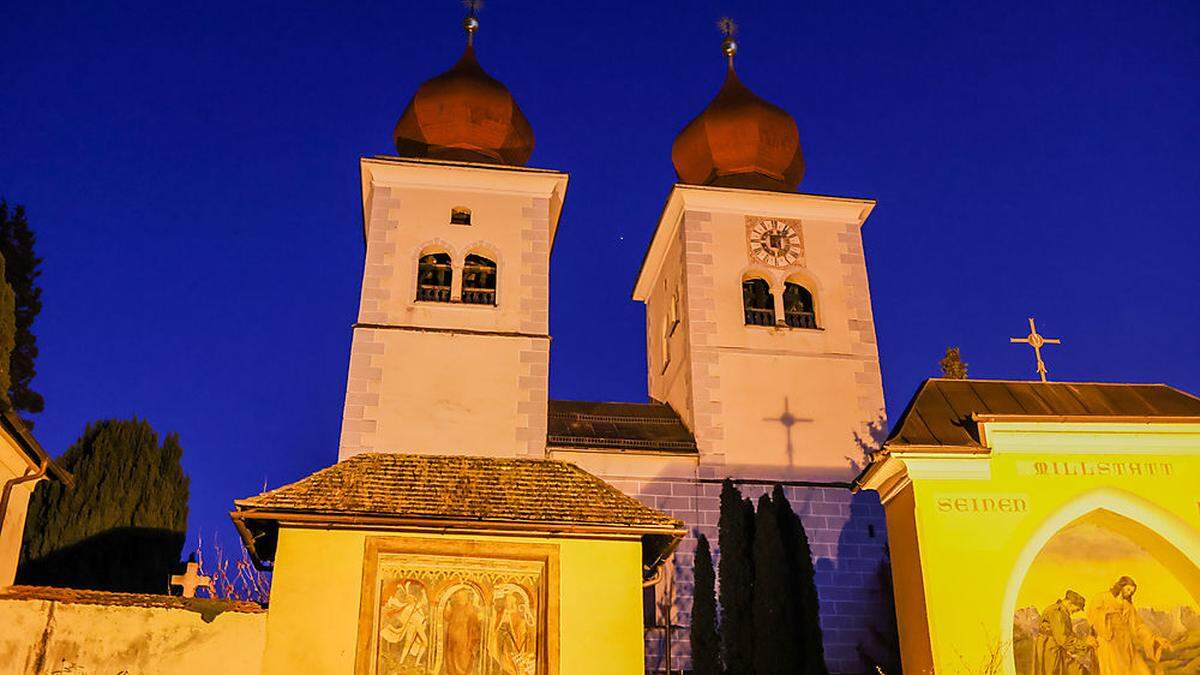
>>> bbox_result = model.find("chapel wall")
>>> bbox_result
[888,440,1200,674]
[0,592,266,674]
[262,527,646,675]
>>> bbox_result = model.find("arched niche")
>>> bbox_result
[1001,489,1200,674]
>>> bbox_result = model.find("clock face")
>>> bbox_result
[748,219,803,267]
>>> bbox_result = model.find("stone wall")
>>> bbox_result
[0,586,266,675]
[608,477,894,674]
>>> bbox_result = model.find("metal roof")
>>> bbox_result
[885,379,1200,451]
[546,400,697,454]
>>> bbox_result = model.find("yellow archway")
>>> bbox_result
[1000,488,1200,674]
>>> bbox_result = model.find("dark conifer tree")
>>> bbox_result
[0,201,43,420]
[753,492,800,674]
[939,346,968,379]
[0,251,17,408]
[773,484,829,674]
[690,533,721,675]
[18,419,189,593]
[718,479,755,674]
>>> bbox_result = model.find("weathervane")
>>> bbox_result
[717,17,738,67]
[463,0,482,46]
[1009,317,1062,382]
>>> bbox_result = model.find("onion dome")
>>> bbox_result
[671,25,805,191]
[392,11,534,166]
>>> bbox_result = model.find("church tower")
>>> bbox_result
[338,13,568,460]
[633,32,884,482]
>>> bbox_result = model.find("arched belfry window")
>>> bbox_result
[783,282,817,329]
[416,253,452,302]
[742,278,775,326]
[462,254,497,305]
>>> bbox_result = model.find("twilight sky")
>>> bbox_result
[1,2,1197,545]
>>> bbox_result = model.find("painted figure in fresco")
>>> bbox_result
[379,580,430,669]
[1087,577,1169,675]
[1033,590,1093,675]
[492,590,536,675]
[442,588,484,675]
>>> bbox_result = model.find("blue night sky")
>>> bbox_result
[1,2,1197,545]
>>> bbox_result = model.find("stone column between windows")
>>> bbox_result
[449,259,464,302]
[772,282,786,327]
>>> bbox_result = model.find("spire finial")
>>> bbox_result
[717,17,738,69]
[463,0,482,46]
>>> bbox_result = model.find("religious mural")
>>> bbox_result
[1012,514,1200,674]
[356,539,556,675]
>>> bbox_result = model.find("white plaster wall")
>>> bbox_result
[342,329,547,457]
[639,188,885,482]
[0,597,265,674]
[645,223,693,428]
[339,159,566,460]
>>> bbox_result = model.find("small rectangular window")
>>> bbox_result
[450,207,471,225]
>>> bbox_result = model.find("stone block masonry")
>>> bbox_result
[606,476,893,675]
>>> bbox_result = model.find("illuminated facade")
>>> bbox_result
[326,11,892,674]
[858,379,1200,674]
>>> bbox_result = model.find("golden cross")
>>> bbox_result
[1009,317,1062,382]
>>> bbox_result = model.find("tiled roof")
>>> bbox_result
[0,585,264,614]
[546,400,697,453]
[886,379,1200,451]
[233,453,684,569]
[236,453,682,530]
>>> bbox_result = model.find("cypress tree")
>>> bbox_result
[718,479,755,674]
[0,201,43,420]
[18,419,189,593]
[773,484,829,674]
[690,533,721,675]
[753,492,800,674]
[0,251,17,408]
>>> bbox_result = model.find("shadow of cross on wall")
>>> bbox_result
[763,397,814,467]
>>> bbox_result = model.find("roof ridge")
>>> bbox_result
[926,377,1171,386]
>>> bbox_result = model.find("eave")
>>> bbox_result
[230,506,686,575]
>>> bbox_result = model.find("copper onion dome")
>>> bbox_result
[671,27,805,192]
[392,13,534,166]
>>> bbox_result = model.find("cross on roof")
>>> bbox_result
[170,561,212,599]
[1009,317,1062,382]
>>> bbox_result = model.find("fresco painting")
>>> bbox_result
[1013,513,1200,674]
[359,546,547,675]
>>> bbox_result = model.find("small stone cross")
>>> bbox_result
[1009,317,1062,382]
[170,561,212,598]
